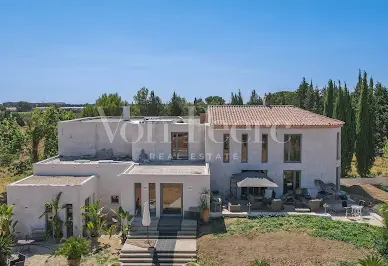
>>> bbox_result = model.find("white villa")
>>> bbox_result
[7,105,344,237]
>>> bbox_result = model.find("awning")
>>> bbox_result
[232,171,278,188]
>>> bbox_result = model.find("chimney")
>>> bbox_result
[263,96,271,107]
[123,106,130,121]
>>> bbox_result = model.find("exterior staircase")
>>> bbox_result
[119,217,197,266]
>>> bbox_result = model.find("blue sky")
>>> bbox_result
[1,0,388,104]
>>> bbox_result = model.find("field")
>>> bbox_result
[350,156,388,177]
[198,216,384,266]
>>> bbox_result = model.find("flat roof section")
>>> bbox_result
[127,161,208,175]
[15,175,94,186]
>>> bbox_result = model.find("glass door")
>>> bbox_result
[65,204,73,237]
[149,183,156,216]
[171,133,188,159]
[161,183,183,215]
[283,170,301,194]
[135,183,141,216]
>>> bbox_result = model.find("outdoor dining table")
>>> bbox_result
[351,205,363,217]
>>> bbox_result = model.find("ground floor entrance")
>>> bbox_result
[160,183,183,216]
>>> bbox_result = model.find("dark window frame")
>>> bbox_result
[262,134,268,163]
[284,134,302,163]
[241,133,248,163]
[283,170,301,194]
[223,134,230,163]
[336,132,340,160]
[110,195,119,204]
[171,132,189,160]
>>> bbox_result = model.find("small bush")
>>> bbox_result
[357,255,385,266]
[55,236,90,260]
[249,259,270,266]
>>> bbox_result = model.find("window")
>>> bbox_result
[135,183,141,216]
[149,183,156,216]
[223,134,230,163]
[111,195,119,204]
[284,134,301,162]
[241,134,248,163]
[283,170,301,194]
[171,132,188,159]
[336,166,340,190]
[336,132,340,160]
[262,134,268,163]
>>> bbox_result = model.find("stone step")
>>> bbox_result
[120,253,154,258]
[130,231,196,235]
[127,235,196,240]
[119,257,154,263]
[121,262,192,266]
[157,257,195,263]
[156,253,197,258]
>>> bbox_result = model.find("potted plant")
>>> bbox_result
[199,188,211,223]
[81,200,106,244]
[55,236,90,266]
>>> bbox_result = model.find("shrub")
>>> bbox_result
[0,203,17,238]
[82,200,106,238]
[357,255,385,266]
[249,259,270,266]
[0,235,12,266]
[55,236,90,260]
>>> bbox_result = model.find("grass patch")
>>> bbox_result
[350,156,388,177]
[218,216,384,250]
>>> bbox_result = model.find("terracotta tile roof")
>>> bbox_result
[207,105,344,128]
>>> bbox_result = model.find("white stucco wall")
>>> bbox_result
[120,171,210,217]
[205,126,341,197]
[34,160,132,215]
[7,176,97,237]
[58,119,132,157]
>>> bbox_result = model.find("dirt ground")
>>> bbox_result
[341,183,388,205]
[198,231,371,266]
[26,235,121,266]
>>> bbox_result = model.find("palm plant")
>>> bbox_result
[111,206,133,244]
[39,192,64,242]
[0,203,17,238]
[357,255,385,266]
[55,236,90,266]
[81,200,106,238]
[0,235,12,266]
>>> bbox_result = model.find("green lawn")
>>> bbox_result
[217,216,385,251]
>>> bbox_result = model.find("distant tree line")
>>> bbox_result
[1,69,387,178]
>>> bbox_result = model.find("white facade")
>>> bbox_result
[8,111,341,237]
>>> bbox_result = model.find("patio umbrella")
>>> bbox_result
[142,201,151,245]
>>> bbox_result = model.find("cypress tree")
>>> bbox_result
[304,79,315,111]
[337,83,356,176]
[355,71,374,176]
[324,79,334,117]
[296,77,309,109]
[333,81,345,121]
[368,76,376,165]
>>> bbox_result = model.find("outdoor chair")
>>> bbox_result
[342,200,352,217]
[228,202,241,212]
